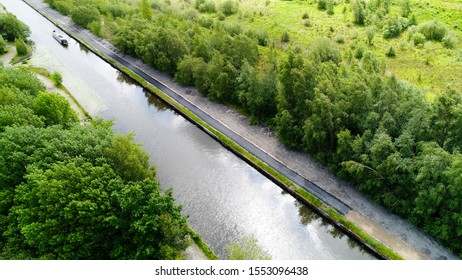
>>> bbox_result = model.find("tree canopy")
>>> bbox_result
[42,0,462,257]
[0,65,189,259]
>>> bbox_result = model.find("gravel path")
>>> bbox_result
[22,0,458,260]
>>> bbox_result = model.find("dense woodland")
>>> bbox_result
[0,13,190,259]
[41,0,462,257]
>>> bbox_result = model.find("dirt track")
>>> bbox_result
[22,0,458,260]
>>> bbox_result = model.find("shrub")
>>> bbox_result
[54,0,72,15]
[311,37,342,63]
[365,27,375,45]
[417,20,448,41]
[281,31,290,43]
[198,0,216,13]
[383,17,408,39]
[302,12,309,19]
[412,32,426,46]
[327,1,334,15]
[52,71,63,86]
[352,0,365,25]
[335,35,345,44]
[221,0,238,16]
[386,46,396,57]
[318,0,327,10]
[354,44,365,59]
[255,28,270,46]
[303,19,312,27]
[442,33,457,49]
[14,38,28,56]
[71,5,100,28]
[0,35,6,54]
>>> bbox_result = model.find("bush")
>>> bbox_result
[365,27,375,45]
[311,37,342,63]
[0,13,31,41]
[255,28,269,46]
[71,5,100,28]
[442,33,458,49]
[221,0,238,16]
[198,0,216,13]
[417,20,448,41]
[302,12,309,19]
[14,38,28,56]
[281,31,290,43]
[354,44,365,59]
[335,35,345,44]
[383,17,408,39]
[0,35,6,54]
[52,71,63,86]
[318,0,327,10]
[352,0,365,25]
[54,0,72,15]
[386,46,396,57]
[412,32,426,46]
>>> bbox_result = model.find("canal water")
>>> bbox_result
[2,0,375,259]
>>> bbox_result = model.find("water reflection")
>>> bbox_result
[145,90,170,112]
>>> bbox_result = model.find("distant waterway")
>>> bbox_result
[2,0,376,259]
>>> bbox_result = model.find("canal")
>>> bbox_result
[2,0,375,260]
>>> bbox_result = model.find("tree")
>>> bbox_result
[105,133,155,182]
[226,235,271,260]
[221,0,238,16]
[0,124,189,259]
[14,38,28,56]
[71,5,100,28]
[0,13,31,41]
[0,35,6,54]
[352,0,365,25]
[140,0,153,20]
[52,71,63,87]
[5,160,188,259]
[32,92,78,127]
[365,27,375,45]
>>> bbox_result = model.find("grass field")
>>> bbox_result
[189,0,462,97]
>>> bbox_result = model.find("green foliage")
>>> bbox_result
[417,20,448,42]
[385,46,396,57]
[0,13,31,41]
[383,16,408,39]
[442,33,458,49]
[105,133,155,182]
[0,35,6,54]
[317,0,327,11]
[140,0,153,20]
[54,0,72,15]
[226,235,271,260]
[221,0,238,16]
[32,92,78,127]
[311,37,341,64]
[0,64,190,259]
[400,0,412,18]
[412,32,425,46]
[352,0,365,25]
[14,38,28,56]
[281,31,290,43]
[71,5,100,28]
[45,0,462,258]
[365,27,375,45]
[52,71,63,86]
[196,0,216,13]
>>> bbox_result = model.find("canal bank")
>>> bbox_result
[16,0,456,260]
